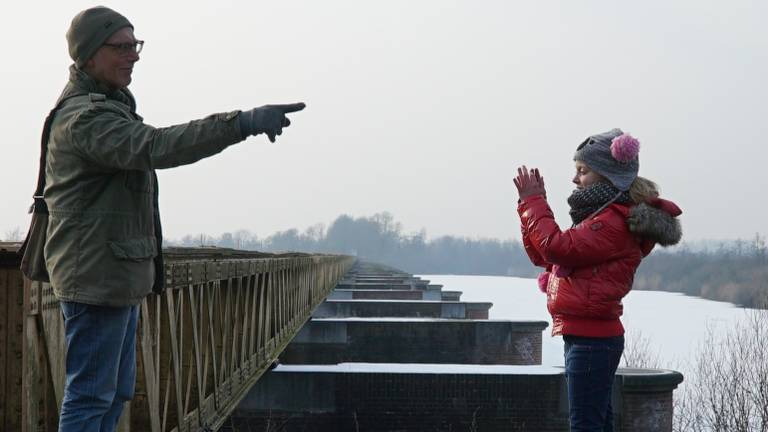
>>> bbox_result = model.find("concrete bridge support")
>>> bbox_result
[231,364,684,432]
[281,318,548,365]
[230,260,684,432]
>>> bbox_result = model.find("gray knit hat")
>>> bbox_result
[67,6,133,68]
[574,128,640,191]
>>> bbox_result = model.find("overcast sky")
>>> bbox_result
[2,1,766,242]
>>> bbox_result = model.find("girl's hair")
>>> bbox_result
[629,176,659,204]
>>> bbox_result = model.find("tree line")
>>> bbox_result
[161,212,767,308]
[170,212,536,278]
[632,235,768,307]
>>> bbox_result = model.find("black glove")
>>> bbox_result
[238,103,306,142]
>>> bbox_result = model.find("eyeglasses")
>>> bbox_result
[103,40,144,55]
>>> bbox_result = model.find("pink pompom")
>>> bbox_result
[537,272,549,293]
[610,133,640,162]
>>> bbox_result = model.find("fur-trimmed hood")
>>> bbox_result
[627,199,683,246]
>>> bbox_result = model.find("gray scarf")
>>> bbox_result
[567,182,632,225]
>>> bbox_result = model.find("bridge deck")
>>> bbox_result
[0,244,353,432]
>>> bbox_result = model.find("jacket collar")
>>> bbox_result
[628,200,683,247]
[59,64,137,112]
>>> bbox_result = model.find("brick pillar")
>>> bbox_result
[616,368,684,432]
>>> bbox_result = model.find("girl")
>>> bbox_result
[514,129,682,431]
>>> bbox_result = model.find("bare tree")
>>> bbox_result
[621,329,663,369]
[673,306,768,432]
[2,226,24,242]
[622,306,768,431]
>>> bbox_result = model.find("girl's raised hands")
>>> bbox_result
[514,165,546,200]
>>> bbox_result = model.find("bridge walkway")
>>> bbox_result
[0,244,354,432]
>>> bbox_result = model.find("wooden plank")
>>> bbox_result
[248,274,258,359]
[293,264,300,326]
[231,276,243,375]
[178,288,187,417]
[0,269,8,431]
[264,264,273,347]
[158,290,176,431]
[160,354,172,432]
[133,298,161,432]
[180,290,196,418]
[305,262,311,312]
[198,284,212,409]
[305,262,311,314]
[164,289,185,429]
[6,270,25,432]
[22,281,58,432]
[186,284,205,426]
[219,278,232,383]
[21,279,37,432]
[232,275,241,378]
[240,276,252,367]
[280,268,287,333]
[286,267,292,329]
[291,266,299,327]
[299,264,306,316]
[204,281,220,410]
[274,268,282,342]
[254,274,264,364]
[243,274,252,365]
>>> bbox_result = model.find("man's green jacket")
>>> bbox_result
[44,66,244,306]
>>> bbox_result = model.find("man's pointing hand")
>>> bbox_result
[239,102,306,142]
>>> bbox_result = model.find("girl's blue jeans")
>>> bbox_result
[563,335,625,432]
[58,301,139,432]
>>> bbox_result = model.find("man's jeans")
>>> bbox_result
[563,335,624,432]
[59,301,139,432]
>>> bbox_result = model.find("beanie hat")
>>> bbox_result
[67,6,133,68]
[574,128,640,192]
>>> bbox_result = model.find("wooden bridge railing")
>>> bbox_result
[0,244,354,432]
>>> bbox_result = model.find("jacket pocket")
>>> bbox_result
[108,237,157,262]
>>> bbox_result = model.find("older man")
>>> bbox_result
[45,7,304,431]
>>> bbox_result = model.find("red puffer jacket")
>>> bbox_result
[518,194,682,337]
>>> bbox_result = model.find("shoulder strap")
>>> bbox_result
[31,93,90,214]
